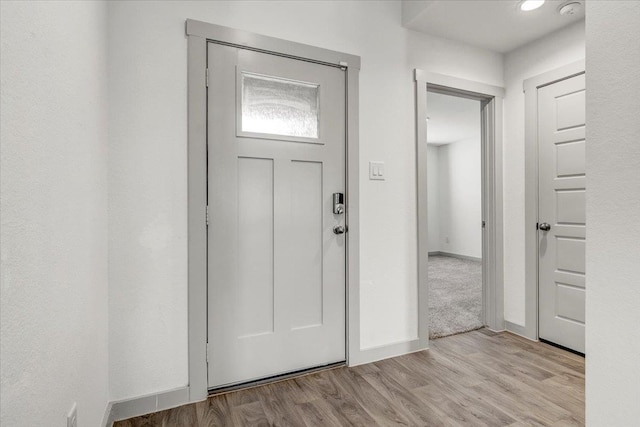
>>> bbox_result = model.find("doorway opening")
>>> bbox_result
[415,70,505,340]
[426,91,484,338]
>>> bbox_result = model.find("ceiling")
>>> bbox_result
[403,0,585,53]
[427,91,480,145]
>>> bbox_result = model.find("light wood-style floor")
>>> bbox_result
[115,329,585,426]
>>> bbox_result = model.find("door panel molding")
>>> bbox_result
[414,70,505,339]
[522,59,585,342]
[187,20,360,401]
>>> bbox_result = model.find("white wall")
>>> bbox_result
[0,1,109,426]
[427,145,441,253]
[107,0,503,400]
[502,21,585,326]
[585,2,640,424]
[436,138,482,259]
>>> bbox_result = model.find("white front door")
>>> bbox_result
[538,73,586,354]
[206,42,347,388]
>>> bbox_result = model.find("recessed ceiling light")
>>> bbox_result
[520,0,545,12]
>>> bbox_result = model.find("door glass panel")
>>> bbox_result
[241,72,319,139]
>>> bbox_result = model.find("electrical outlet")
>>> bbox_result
[67,402,77,427]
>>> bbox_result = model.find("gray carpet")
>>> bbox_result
[428,255,483,339]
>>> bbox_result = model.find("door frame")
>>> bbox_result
[522,59,586,341]
[186,20,360,401]
[414,70,505,336]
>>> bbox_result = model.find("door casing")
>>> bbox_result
[414,70,506,336]
[522,59,586,341]
[186,20,360,402]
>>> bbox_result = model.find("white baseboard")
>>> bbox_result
[428,251,482,262]
[103,386,192,426]
[348,338,428,367]
[102,339,431,424]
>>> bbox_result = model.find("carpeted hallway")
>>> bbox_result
[428,254,483,338]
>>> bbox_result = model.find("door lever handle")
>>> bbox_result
[539,222,551,231]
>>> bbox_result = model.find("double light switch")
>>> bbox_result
[369,161,385,181]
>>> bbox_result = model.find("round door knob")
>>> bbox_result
[333,225,346,235]
[539,222,551,231]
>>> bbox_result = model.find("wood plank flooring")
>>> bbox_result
[115,329,585,426]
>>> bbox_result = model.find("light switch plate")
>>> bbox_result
[369,161,385,180]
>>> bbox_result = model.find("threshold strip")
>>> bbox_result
[207,361,346,396]
[539,338,585,357]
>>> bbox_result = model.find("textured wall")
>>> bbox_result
[502,21,585,325]
[585,2,640,424]
[436,138,482,259]
[0,1,109,425]
[107,0,503,400]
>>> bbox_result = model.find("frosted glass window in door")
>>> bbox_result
[241,72,319,139]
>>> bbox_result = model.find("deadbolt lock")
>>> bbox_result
[333,193,345,215]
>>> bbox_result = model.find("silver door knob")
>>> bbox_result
[333,225,346,235]
[539,222,551,231]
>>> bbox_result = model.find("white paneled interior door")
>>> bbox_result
[206,42,347,388]
[538,73,586,354]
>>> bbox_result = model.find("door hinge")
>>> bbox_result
[482,220,486,229]
[206,205,209,226]
[206,68,209,88]
[206,342,209,364]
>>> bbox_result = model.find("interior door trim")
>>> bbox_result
[187,19,361,70]
[522,59,586,342]
[414,70,505,338]
[186,20,360,402]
